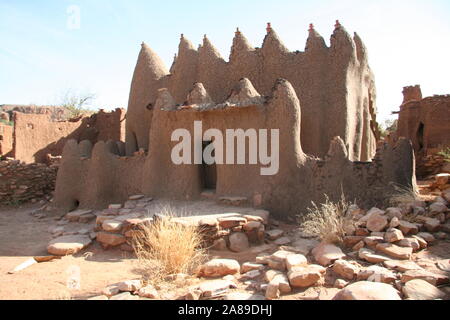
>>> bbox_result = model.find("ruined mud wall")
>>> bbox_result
[12,108,126,164]
[397,86,450,154]
[0,124,13,156]
[0,159,58,205]
[55,78,414,219]
[126,23,378,161]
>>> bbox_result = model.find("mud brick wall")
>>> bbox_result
[0,124,13,156]
[0,159,58,205]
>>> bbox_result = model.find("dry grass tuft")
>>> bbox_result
[388,184,419,207]
[299,195,354,244]
[130,206,207,285]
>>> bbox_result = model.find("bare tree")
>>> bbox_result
[59,89,97,119]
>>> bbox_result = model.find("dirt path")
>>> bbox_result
[0,204,140,300]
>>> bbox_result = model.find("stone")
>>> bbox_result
[241,270,261,280]
[312,242,346,266]
[429,202,447,214]
[265,282,280,300]
[363,236,384,248]
[211,238,228,251]
[424,218,441,232]
[343,236,364,247]
[403,279,446,300]
[129,194,144,200]
[199,259,240,277]
[389,217,400,228]
[435,173,450,186]
[385,228,404,243]
[255,253,271,265]
[376,243,412,260]
[241,262,265,274]
[264,269,283,282]
[118,280,142,292]
[401,270,449,286]
[332,259,360,280]
[412,235,428,249]
[272,274,291,294]
[291,238,319,255]
[79,214,96,223]
[266,229,284,240]
[435,232,447,240]
[224,292,265,300]
[358,248,392,263]
[198,280,235,297]
[385,207,403,220]
[247,210,270,224]
[357,265,397,283]
[285,254,308,271]
[96,232,126,247]
[355,228,370,236]
[352,241,365,251]
[102,284,120,297]
[288,265,326,288]
[243,221,261,231]
[108,204,122,210]
[137,285,159,299]
[218,217,247,229]
[47,235,92,256]
[436,259,450,272]
[228,232,249,252]
[366,214,388,232]
[334,279,349,289]
[383,260,423,272]
[66,209,93,222]
[332,281,401,300]
[396,237,421,252]
[370,231,385,237]
[268,250,292,271]
[274,236,291,245]
[102,220,123,232]
[398,220,419,235]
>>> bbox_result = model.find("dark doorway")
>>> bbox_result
[201,141,217,190]
[417,122,425,151]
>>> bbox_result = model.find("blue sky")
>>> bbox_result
[1,0,449,122]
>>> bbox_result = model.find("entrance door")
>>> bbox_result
[201,141,217,190]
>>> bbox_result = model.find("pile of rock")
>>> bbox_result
[418,153,450,177]
[94,195,270,252]
[0,159,58,205]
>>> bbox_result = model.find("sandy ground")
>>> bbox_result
[0,191,449,300]
[0,203,140,300]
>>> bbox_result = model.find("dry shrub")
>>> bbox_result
[299,195,353,244]
[131,207,207,285]
[388,184,419,207]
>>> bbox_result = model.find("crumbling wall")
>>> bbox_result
[0,124,13,156]
[54,78,414,220]
[126,22,378,161]
[0,159,58,205]
[12,113,85,164]
[11,108,126,164]
[397,86,450,155]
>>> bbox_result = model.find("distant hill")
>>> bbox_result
[0,104,70,121]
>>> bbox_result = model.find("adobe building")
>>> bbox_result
[126,22,379,162]
[53,22,415,219]
[397,85,450,155]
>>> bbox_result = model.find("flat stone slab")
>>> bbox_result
[65,209,93,222]
[47,235,92,256]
